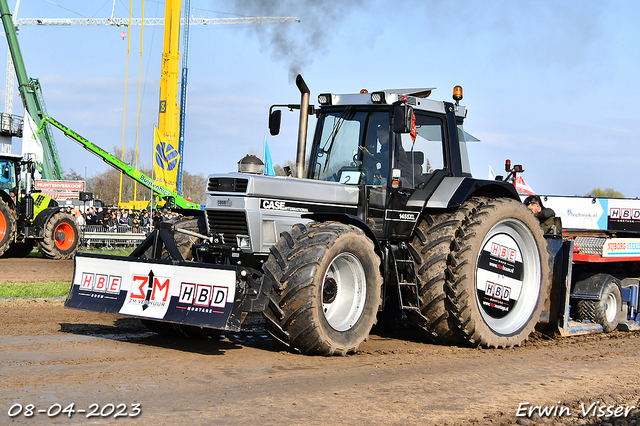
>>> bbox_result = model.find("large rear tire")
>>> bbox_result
[263,222,383,356]
[38,211,80,259]
[409,197,550,348]
[0,198,16,257]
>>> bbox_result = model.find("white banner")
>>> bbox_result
[21,114,44,180]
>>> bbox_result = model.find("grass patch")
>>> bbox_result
[78,247,134,256]
[0,281,71,299]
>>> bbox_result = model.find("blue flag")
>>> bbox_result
[264,138,275,176]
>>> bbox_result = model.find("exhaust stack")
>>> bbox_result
[295,75,310,179]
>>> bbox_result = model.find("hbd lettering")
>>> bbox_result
[178,283,228,309]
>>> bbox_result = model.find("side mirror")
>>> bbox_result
[269,109,282,136]
[393,103,413,134]
[1,164,8,180]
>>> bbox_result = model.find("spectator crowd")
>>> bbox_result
[63,205,183,233]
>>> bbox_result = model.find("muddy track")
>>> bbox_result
[1,258,639,425]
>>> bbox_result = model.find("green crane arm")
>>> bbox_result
[38,116,202,210]
[0,0,63,180]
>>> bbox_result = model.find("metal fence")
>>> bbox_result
[80,225,152,249]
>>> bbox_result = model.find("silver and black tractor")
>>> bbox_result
[67,76,550,355]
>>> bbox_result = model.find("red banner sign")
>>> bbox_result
[35,180,85,191]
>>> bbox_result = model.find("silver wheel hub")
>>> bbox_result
[321,252,366,332]
[604,292,617,323]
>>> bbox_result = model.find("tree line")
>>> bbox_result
[64,147,207,206]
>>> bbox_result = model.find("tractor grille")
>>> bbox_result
[206,210,248,248]
[207,177,248,193]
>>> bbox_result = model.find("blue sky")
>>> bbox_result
[4,0,640,198]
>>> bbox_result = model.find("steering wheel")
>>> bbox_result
[354,148,379,165]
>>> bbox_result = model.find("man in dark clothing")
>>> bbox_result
[524,195,560,234]
[86,207,97,226]
[96,207,104,224]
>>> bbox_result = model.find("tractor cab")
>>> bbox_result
[307,88,473,190]
[301,87,475,238]
[0,154,21,205]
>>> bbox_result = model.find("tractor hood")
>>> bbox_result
[205,173,360,206]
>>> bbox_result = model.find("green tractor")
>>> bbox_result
[0,153,79,259]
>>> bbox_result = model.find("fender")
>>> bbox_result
[439,177,520,209]
[407,176,521,236]
[571,273,621,300]
[407,176,519,211]
[301,212,383,260]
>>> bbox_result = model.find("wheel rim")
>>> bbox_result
[604,292,618,324]
[321,252,367,332]
[54,222,75,251]
[0,210,6,240]
[475,218,541,335]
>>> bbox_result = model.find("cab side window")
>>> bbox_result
[398,113,445,188]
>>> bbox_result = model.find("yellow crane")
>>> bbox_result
[152,0,181,196]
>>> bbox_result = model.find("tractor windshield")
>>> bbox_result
[310,108,390,185]
[0,159,16,193]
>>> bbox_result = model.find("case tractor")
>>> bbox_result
[67,76,552,355]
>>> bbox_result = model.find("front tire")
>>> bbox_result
[38,211,80,259]
[0,198,16,257]
[263,222,383,356]
[409,197,550,348]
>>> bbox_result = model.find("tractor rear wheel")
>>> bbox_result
[409,197,550,348]
[38,211,80,259]
[263,222,383,356]
[0,198,16,257]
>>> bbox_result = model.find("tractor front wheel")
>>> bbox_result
[263,222,383,356]
[38,211,80,259]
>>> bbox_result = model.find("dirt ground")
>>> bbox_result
[0,256,74,283]
[1,257,640,425]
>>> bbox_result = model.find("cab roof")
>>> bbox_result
[318,87,467,118]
